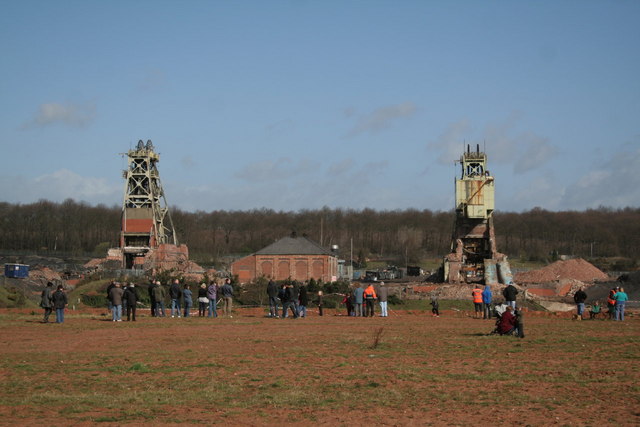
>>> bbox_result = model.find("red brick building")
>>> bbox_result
[231,235,338,284]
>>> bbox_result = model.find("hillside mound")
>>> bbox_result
[515,258,609,284]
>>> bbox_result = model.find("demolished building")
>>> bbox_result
[87,140,205,278]
[443,144,512,285]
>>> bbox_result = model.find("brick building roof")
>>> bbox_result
[255,236,334,256]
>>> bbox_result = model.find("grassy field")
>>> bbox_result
[0,308,638,425]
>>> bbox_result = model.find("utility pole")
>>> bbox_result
[350,237,353,280]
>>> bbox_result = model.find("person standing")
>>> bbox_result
[503,283,518,310]
[482,284,493,320]
[207,281,218,318]
[109,282,124,322]
[121,282,129,314]
[472,284,483,319]
[292,281,300,317]
[282,284,298,318]
[106,281,116,313]
[316,290,324,316]
[220,278,234,318]
[430,296,440,317]
[124,283,139,321]
[614,287,629,321]
[267,279,279,318]
[298,283,308,318]
[377,282,389,317]
[353,284,364,317]
[40,282,54,323]
[574,287,588,319]
[51,285,68,324]
[169,279,182,318]
[514,305,525,338]
[363,283,377,317]
[198,283,208,317]
[153,280,166,317]
[607,288,618,320]
[183,284,193,317]
[148,279,157,317]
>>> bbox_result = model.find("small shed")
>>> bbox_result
[4,264,30,278]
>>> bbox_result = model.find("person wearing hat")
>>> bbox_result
[124,283,139,321]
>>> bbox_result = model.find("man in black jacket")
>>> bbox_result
[40,282,54,323]
[574,287,588,319]
[148,279,157,317]
[298,283,309,318]
[124,284,139,321]
[267,279,279,318]
[503,284,518,310]
[169,279,182,318]
[51,285,68,324]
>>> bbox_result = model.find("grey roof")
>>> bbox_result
[255,236,334,256]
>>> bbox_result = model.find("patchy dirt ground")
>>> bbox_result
[0,307,638,426]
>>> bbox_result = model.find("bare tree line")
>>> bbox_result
[1,200,638,267]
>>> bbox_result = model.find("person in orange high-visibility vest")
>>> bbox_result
[363,284,378,317]
[472,285,483,319]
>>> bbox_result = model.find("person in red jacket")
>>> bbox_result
[497,306,516,335]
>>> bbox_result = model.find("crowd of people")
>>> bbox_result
[40,278,632,327]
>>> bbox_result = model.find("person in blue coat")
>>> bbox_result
[482,284,493,319]
[353,284,365,317]
[182,284,193,317]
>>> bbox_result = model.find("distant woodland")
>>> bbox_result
[1,200,639,269]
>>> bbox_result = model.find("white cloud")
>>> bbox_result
[347,102,417,137]
[21,102,96,129]
[327,158,355,176]
[427,119,473,164]
[0,169,120,205]
[510,172,564,211]
[559,144,640,210]
[181,156,196,169]
[427,115,557,174]
[234,157,318,182]
[516,133,557,174]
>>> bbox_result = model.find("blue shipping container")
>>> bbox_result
[4,263,29,278]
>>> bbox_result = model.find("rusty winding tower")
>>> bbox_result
[120,140,177,268]
[443,144,512,285]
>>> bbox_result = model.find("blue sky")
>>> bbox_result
[1,0,638,212]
